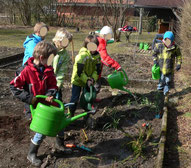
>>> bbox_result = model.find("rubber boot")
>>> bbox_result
[56,136,65,150]
[27,141,42,167]
[55,136,72,153]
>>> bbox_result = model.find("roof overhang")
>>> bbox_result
[57,2,133,8]
[133,4,176,9]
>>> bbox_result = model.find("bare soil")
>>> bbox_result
[0,46,187,168]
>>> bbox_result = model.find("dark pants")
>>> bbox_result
[24,103,31,119]
[69,84,82,116]
[56,89,62,101]
[94,78,101,94]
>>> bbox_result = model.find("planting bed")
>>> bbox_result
[0,47,163,168]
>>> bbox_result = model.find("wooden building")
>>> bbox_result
[134,0,183,33]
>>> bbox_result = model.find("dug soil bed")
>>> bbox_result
[0,51,163,168]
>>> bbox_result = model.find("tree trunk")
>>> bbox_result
[139,8,143,35]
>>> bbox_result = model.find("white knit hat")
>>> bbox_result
[100,26,113,35]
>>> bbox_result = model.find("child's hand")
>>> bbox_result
[154,60,158,65]
[31,96,37,105]
[45,96,54,103]
[87,79,94,87]
[176,64,181,71]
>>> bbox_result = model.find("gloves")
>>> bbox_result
[176,64,181,71]
[87,78,94,87]
[153,60,158,65]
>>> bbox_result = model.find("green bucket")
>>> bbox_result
[144,43,149,50]
[139,42,144,49]
[152,64,160,80]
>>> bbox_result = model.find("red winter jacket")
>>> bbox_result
[97,36,121,71]
[10,57,58,105]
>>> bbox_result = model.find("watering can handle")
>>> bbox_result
[121,69,128,84]
[84,85,93,102]
[87,109,96,115]
[35,95,64,111]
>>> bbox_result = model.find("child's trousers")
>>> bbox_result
[157,73,172,95]
[31,130,65,145]
[69,84,82,116]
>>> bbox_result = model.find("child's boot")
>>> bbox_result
[27,141,42,166]
[55,136,72,153]
[56,136,65,150]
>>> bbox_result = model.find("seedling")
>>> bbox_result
[103,109,121,130]
[126,99,131,107]
[125,125,153,159]
[141,97,152,106]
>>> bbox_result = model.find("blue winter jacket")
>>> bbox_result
[22,34,42,65]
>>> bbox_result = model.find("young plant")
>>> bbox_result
[103,109,121,130]
[141,97,152,105]
[125,125,153,159]
[126,99,131,107]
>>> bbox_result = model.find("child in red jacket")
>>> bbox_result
[10,41,60,167]
[95,26,122,96]
[97,26,121,71]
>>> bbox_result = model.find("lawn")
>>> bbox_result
[0,26,156,54]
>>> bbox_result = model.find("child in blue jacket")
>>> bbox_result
[22,22,49,65]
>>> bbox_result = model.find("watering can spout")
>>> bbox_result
[60,112,88,130]
[119,86,132,95]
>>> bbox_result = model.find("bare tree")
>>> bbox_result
[15,0,32,25]
[97,0,130,42]
[1,0,17,24]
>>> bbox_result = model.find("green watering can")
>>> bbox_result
[152,64,160,80]
[107,69,131,95]
[30,95,95,137]
[139,42,144,49]
[80,85,97,111]
[144,43,149,50]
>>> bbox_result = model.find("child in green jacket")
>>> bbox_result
[52,28,73,100]
[69,35,101,117]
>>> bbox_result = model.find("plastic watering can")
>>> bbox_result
[30,95,95,137]
[80,85,97,111]
[139,42,144,49]
[107,69,131,95]
[152,64,160,80]
[144,43,149,50]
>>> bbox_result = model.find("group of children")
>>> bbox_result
[9,22,122,166]
[9,22,182,166]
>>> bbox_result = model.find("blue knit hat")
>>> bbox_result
[163,31,174,42]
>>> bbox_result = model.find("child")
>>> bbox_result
[10,41,65,167]
[69,35,101,117]
[152,31,182,95]
[97,26,122,71]
[22,22,49,65]
[52,28,73,100]
[95,26,122,96]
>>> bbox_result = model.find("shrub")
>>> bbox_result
[180,0,191,58]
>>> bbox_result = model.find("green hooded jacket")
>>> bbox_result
[71,47,101,87]
[52,49,70,89]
